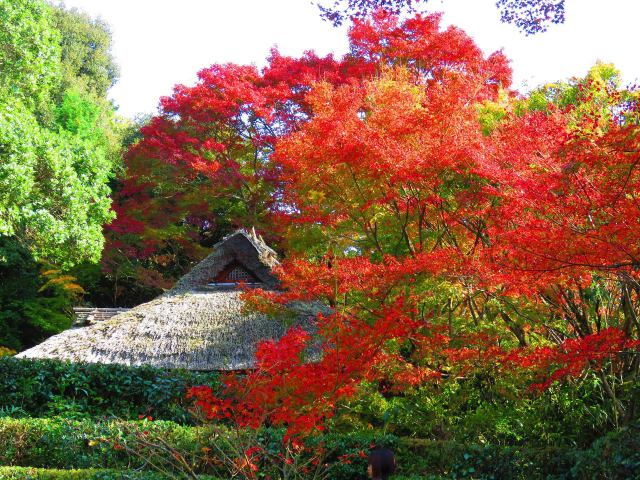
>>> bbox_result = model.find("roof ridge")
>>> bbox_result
[216,228,278,259]
[169,227,280,294]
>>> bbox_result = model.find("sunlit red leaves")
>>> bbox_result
[190,298,431,436]
[477,110,640,293]
[159,11,640,440]
[504,328,640,391]
[349,11,511,97]
[274,66,493,249]
[183,14,513,437]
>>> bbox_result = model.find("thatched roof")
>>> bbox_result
[17,229,321,370]
[172,228,280,293]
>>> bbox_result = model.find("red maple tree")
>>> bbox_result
[125,10,639,444]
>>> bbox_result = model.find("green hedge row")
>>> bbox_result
[0,468,435,480]
[0,467,221,480]
[0,467,427,480]
[0,418,207,473]
[318,432,577,479]
[0,358,219,423]
[1,417,639,479]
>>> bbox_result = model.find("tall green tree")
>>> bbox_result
[51,6,119,100]
[0,0,119,267]
[0,0,122,349]
[0,0,60,109]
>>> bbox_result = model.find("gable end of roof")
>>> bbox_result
[171,229,280,293]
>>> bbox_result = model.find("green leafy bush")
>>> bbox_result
[0,418,206,471]
[0,467,222,479]
[0,358,219,423]
[314,431,578,480]
[571,423,640,479]
[2,417,639,479]
[342,373,617,449]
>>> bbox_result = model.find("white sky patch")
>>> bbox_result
[54,0,640,118]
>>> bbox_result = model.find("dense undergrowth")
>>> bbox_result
[1,358,636,448]
[0,417,638,479]
[1,358,639,478]
[0,467,220,480]
[0,358,218,423]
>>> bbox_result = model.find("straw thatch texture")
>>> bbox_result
[17,230,322,370]
[18,290,319,370]
[172,229,280,293]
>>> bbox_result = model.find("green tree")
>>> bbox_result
[0,0,60,110]
[51,5,119,100]
[524,62,639,128]
[0,0,122,348]
[0,0,121,267]
[0,236,78,350]
[50,5,125,172]
[0,97,114,266]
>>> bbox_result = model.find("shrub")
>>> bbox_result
[316,432,577,480]
[0,237,75,352]
[0,346,17,356]
[0,417,211,471]
[2,417,638,479]
[342,374,616,449]
[0,357,219,423]
[571,422,640,479]
[0,467,221,479]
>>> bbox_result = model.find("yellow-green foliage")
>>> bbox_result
[477,90,510,135]
[0,346,16,356]
[480,63,638,138]
[517,62,638,131]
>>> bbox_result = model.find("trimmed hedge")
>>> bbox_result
[0,358,219,423]
[2,418,639,479]
[0,469,430,480]
[0,467,221,479]
[317,431,578,480]
[0,418,207,472]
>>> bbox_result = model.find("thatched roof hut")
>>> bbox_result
[17,229,320,370]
